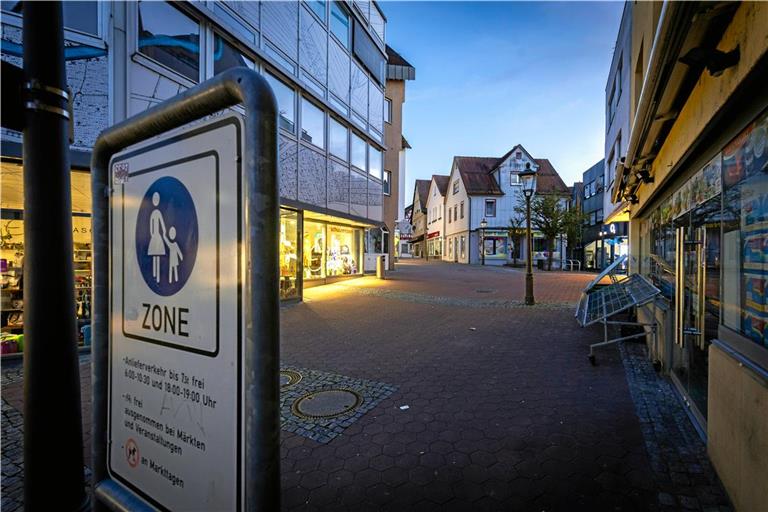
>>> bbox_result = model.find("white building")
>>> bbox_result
[425,175,449,258]
[443,145,570,266]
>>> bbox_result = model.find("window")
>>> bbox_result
[460,201,464,219]
[138,1,200,82]
[384,98,392,124]
[383,170,391,195]
[485,199,496,217]
[369,145,382,179]
[0,1,102,36]
[596,209,604,222]
[330,1,350,48]
[214,3,256,43]
[351,132,366,171]
[264,72,295,133]
[306,0,326,22]
[453,180,459,194]
[516,151,522,160]
[213,34,254,75]
[453,205,457,221]
[303,221,326,279]
[301,99,325,149]
[329,117,348,160]
[510,173,519,185]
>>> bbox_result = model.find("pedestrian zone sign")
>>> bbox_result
[108,114,244,511]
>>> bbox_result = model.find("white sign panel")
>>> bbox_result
[109,115,244,511]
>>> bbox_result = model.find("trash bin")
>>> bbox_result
[537,259,545,270]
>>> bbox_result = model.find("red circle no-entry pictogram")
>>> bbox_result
[125,438,139,468]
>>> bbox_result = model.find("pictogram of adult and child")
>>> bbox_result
[136,176,198,297]
[147,191,183,284]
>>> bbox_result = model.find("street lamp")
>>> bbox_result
[480,217,488,266]
[519,163,537,305]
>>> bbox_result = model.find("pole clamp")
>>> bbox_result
[24,100,70,120]
[22,79,71,120]
[23,79,70,101]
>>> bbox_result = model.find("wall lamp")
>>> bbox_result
[679,46,740,77]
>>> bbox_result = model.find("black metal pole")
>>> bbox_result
[22,2,87,511]
[481,228,485,266]
[525,196,535,305]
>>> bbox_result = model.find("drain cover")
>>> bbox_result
[292,389,362,419]
[280,370,302,388]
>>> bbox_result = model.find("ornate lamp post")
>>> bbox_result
[519,163,537,305]
[479,217,488,266]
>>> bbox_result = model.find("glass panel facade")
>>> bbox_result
[300,6,327,83]
[351,132,367,171]
[306,0,326,21]
[350,62,368,117]
[138,1,200,82]
[329,117,348,161]
[327,225,361,276]
[303,221,326,279]
[265,72,296,133]
[280,209,299,300]
[301,98,325,149]
[328,39,350,103]
[213,34,254,75]
[330,1,350,48]
[368,145,382,179]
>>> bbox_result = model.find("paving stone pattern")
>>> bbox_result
[281,366,397,444]
[619,342,732,511]
[1,263,732,511]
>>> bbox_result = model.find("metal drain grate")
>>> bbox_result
[280,370,302,388]
[291,389,363,419]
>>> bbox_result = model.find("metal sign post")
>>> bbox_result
[91,68,279,511]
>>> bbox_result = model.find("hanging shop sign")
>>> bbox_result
[108,115,244,511]
[671,153,722,220]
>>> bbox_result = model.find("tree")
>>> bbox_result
[515,194,569,271]
[562,206,587,261]
[507,214,525,266]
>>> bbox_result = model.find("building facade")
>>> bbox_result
[0,1,397,316]
[382,45,414,270]
[408,179,429,257]
[610,2,768,508]
[442,145,570,266]
[425,175,448,258]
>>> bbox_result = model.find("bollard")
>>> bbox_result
[376,255,386,279]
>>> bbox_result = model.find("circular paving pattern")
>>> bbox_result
[292,389,363,419]
[280,370,302,388]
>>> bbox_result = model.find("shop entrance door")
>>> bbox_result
[673,200,721,423]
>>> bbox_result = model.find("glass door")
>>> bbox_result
[673,199,721,421]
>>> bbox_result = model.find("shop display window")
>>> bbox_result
[326,225,360,276]
[721,109,768,349]
[280,209,299,300]
[303,221,326,279]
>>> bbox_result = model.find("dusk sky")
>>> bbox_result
[381,1,626,207]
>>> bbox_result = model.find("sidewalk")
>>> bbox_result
[1,262,730,511]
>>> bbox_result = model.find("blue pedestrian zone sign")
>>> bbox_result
[135,176,198,296]
[108,115,244,511]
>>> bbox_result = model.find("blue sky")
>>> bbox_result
[380,1,625,205]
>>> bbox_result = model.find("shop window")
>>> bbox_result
[721,109,768,349]
[138,1,200,82]
[330,1,350,48]
[485,199,496,217]
[327,225,361,276]
[329,117,348,161]
[264,72,296,133]
[303,221,326,279]
[213,33,254,76]
[279,209,299,299]
[383,170,391,196]
[351,132,367,171]
[301,99,325,149]
[460,236,466,260]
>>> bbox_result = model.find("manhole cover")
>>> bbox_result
[280,370,302,388]
[292,389,362,419]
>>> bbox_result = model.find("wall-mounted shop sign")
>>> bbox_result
[108,115,244,511]
[483,230,508,238]
[427,231,441,239]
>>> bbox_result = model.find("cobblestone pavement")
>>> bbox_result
[1,262,731,511]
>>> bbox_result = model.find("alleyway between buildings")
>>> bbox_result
[2,261,730,511]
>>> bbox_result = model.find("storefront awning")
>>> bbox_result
[604,202,630,224]
[408,234,424,243]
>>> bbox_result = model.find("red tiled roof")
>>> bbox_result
[533,158,569,195]
[432,174,450,196]
[454,157,503,195]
